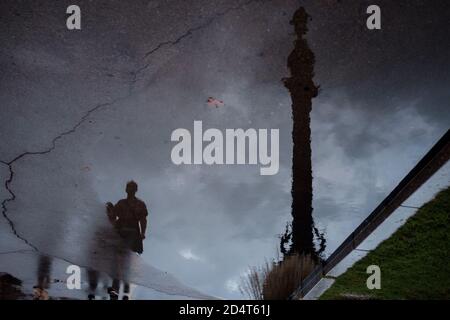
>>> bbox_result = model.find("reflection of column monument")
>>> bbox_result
[282,7,324,259]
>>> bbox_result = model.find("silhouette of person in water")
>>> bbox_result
[106,181,148,254]
[33,255,52,300]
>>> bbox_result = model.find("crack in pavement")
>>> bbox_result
[131,0,263,86]
[1,161,39,251]
[0,249,34,255]
[0,0,261,254]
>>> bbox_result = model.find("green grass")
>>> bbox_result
[320,186,450,300]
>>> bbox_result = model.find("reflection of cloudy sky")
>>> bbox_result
[1,0,449,299]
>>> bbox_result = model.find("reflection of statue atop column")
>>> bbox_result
[106,180,148,254]
[283,7,324,259]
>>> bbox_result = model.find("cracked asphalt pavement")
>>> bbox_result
[1,0,449,299]
[0,0,277,299]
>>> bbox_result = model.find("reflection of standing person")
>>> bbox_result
[105,180,148,300]
[106,180,148,254]
[33,255,52,300]
[87,269,98,300]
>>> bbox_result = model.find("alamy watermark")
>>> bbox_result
[66,5,81,30]
[66,265,81,289]
[170,121,279,176]
[366,265,381,289]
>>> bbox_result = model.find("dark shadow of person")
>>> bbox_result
[33,255,52,300]
[105,180,149,299]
